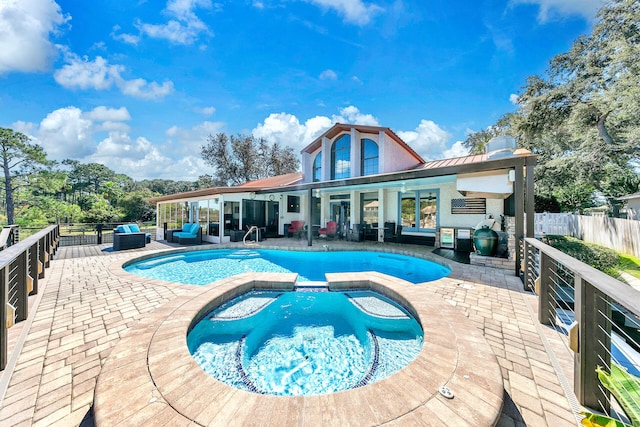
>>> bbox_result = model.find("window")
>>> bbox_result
[313,152,322,182]
[287,195,300,213]
[400,191,438,231]
[361,192,378,224]
[361,138,378,176]
[331,134,350,180]
[401,192,417,228]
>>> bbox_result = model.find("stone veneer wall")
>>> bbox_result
[469,216,516,271]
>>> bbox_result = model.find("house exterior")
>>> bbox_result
[618,192,640,220]
[150,124,536,274]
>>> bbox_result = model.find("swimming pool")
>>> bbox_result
[125,249,451,285]
[187,289,423,396]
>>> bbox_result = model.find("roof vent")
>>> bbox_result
[486,136,516,160]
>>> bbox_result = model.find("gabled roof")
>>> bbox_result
[301,123,425,163]
[149,172,303,203]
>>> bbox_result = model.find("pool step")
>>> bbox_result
[294,281,329,292]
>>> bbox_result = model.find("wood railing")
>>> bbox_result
[0,225,59,370]
[524,237,640,421]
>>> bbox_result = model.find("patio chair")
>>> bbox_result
[171,223,202,245]
[287,221,305,237]
[318,221,338,239]
[113,224,146,251]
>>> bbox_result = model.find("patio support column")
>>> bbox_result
[307,188,313,246]
[378,188,385,242]
[526,161,535,238]
[514,164,524,277]
[351,190,359,225]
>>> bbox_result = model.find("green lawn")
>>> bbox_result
[619,253,640,280]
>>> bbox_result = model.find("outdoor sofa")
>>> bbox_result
[113,224,149,251]
[167,223,202,245]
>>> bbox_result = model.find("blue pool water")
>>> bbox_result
[187,290,423,396]
[125,249,450,285]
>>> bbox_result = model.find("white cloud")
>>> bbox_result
[136,0,213,45]
[511,0,603,22]
[397,120,452,161]
[0,0,68,74]
[443,141,469,159]
[12,105,216,180]
[36,107,95,159]
[84,106,131,122]
[88,131,214,180]
[118,77,175,100]
[319,69,338,80]
[13,106,135,160]
[252,113,333,153]
[111,25,141,45]
[509,93,520,105]
[307,0,384,25]
[332,106,379,126]
[54,52,174,100]
[165,120,226,152]
[194,106,216,116]
[253,1,265,8]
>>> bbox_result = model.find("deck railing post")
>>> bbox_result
[538,251,556,325]
[38,236,45,279]
[45,233,51,268]
[0,266,8,370]
[523,240,531,291]
[574,276,611,411]
[16,252,28,322]
[29,242,39,295]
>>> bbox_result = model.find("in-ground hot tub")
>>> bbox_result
[94,271,504,426]
[188,289,424,396]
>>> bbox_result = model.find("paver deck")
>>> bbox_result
[0,239,581,426]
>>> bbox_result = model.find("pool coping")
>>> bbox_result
[93,271,504,426]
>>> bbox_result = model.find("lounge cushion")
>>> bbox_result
[116,225,131,233]
[128,224,141,232]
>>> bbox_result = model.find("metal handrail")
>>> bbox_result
[0,225,60,370]
[524,237,640,421]
[243,226,259,246]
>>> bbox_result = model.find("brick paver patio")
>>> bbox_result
[0,240,580,426]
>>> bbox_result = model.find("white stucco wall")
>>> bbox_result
[438,181,505,229]
[628,199,640,220]
[379,133,422,173]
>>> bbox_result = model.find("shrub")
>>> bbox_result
[543,235,621,277]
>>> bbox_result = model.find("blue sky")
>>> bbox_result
[1,0,602,181]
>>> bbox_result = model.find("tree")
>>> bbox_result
[463,113,518,155]
[201,133,300,185]
[120,189,156,222]
[66,161,116,195]
[476,0,639,212]
[195,174,223,189]
[0,128,52,224]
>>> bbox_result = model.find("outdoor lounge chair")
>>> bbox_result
[287,221,305,237]
[171,223,202,245]
[113,224,147,251]
[318,221,338,239]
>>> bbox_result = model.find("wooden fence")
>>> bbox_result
[0,225,59,370]
[535,213,640,258]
